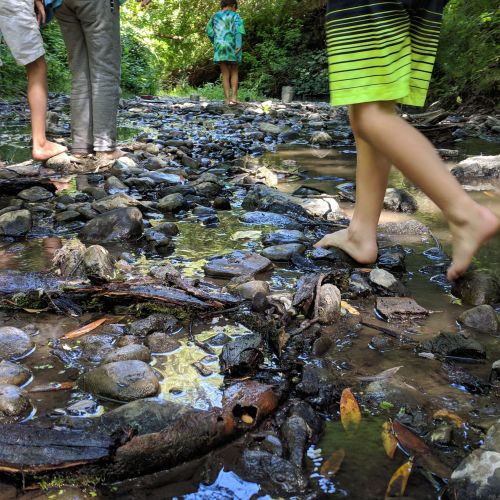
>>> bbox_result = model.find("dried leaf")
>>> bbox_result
[385,459,413,498]
[382,422,398,459]
[29,382,75,393]
[433,409,463,428]
[341,301,360,315]
[392,420,430,455]
[241,414,254,424]
[62,318,108,340]
[320,448,345,478]
[358,366,403,382]
[340,388,361,431]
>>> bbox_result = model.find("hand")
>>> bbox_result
[137,0,151,7]
[34,0,46,25]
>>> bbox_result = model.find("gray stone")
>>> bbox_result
[0,384,32,423]
[420,332,486,359]
[262,243,305,261]
[384,188,418,213]
[105,176,129,194]
[458,305,499,333]
[262,230,306,247]
[259,122,284,135]
[145,332,181,354]
[317,284,341,325]
[0,360,31,386]
[452,155,500,183]
[452,271,500,306]
[83,245,115,284]
[79,360,160,402]
[17,186,54,202]
[236,280,271,300]
[0,327,33,361]
[92,193,139,213]
[240,211,302,229]
[103,344,151,364]
[80,335,115,363]
[204,251,272,278]
[79,207,143,242]
[369,268,402,293]
[0,209,32,236]
[366,378,425,408]
[310,131,332,145]
[129,314,178,337]
[158,193,184,213]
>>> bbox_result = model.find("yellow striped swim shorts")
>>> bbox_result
[326,0,449,107]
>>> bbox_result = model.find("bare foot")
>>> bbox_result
[447,205,500,281]
[314,228,378,265]
[32,141,67,161]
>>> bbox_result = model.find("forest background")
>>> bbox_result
[0,0,498,107]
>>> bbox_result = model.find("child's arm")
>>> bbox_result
[206,16,215,43]
[234,14,245,53]
[35,0,46,25]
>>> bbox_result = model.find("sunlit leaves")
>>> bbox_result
[340,388,361,431]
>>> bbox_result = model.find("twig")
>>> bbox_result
[361,321,417,344]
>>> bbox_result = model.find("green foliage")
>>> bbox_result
[432,0,499,105]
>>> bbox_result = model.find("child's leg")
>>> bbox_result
[315,113,391,263]
[350,101,498,280]
[230,64,239,103]
[26,56,67,160]
[220,63,231,104]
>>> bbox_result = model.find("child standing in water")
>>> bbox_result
[315,0,499,281]
[0,0,67,160]
[207,0,246,105]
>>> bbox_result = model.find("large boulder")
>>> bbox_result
[0,327,33,361]
[451,155,500,183]
[79,360,160,402]
[0,210,32,237]
[79,207,143,243]
[452,270,500,306]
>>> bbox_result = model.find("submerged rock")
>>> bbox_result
[204,251,272,278]
[261,243,305,261]
[220,334,263,375]
[0,209,32,236]
[79,207,143,242]
[0,384,32,423]
[79,360,160,402]
[420,332,486,359]
[452,271,500,306]
[458,305,499,333]
[0,327,33,361]
[0,360,31,386]
[317,284,342,324]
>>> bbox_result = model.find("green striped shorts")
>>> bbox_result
[326,0,449,107]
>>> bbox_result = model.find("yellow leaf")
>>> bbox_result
[341,301,360,315]
[382,421,398,459]
[433,409,463,428]
[241,414,254,424]
[340,388,361,431]
[385,459,413,499]
[61,318,108,340]
[320,448,345,478]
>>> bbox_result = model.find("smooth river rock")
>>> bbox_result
[204,251,272,278]
[0,327,33,361]
[0,384,32,423]
[0,360,31,386]
[0,209,32,236]
[261,243,305,261]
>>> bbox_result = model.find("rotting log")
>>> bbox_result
[0,426,113,474]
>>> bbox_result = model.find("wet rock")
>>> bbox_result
[311,247,357,267]
[0,327,33,361]
[181,155,200,169]
[375,297,429,321]
[369,335,395,352]
[79,207,143,243]
[53,239,87,279]
[250,432,283,456]
[452,271,500,306]
[443,363,489,395]
[241,449,307,495]
[105,176,129,194]
[310,131,332,145]
[83,245,115,284]
[377,245,407,271]
[369,268,404,295]
[490,360,500,383]
[384,188,418,213]
[0,360,31,386]
[17,186,54,202]
[281,415,310,468]
[97,398,190,436]
[262,229,306,247]
[220,334,263,375]
[192,173,223,198]
[103,344,151,364]
[451,155,500,183]
[79,334,115,363]
[366,378,425,408]
[240,211,303,229]
[55,210,82,224]
[205,251,272,278]
[92,193,138,213]
[145,332,180,354]
[129,314,177,337]
[65,399,99,417]
[458,305,499,333]
[79,360,160,402]
[0,384,32,423]
[317,284,342,324]
[0,209,32,236]
[262,243,305,261]
[213,197,231,210]
[348,272,372,297]
[420,332,486,359]
[236,280,270,300]
[258,122,284,135]
[158,193,185,213]
[150,221,179,237]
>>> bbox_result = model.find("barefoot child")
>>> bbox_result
[315,0,499,281]
[0,0,67,160]
[207,0,246,105]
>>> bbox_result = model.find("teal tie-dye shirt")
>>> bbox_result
[207,10,246,63]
